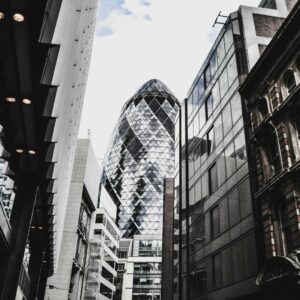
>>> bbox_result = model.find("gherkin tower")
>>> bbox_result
[102,79,180,238]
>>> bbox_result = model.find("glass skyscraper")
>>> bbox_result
[102,79,179,237]
[101,79,179,299]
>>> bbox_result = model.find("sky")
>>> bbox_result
[78,0,261,161]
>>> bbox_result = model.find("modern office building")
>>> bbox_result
[84,207,120,300]
[101,79,180,299]
[240,3,300,299]
[0,1,98,299]
[173,0,296,299]
[44,139,100,299]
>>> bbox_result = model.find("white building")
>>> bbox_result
[45,139,100,299]
[85,207,120,300]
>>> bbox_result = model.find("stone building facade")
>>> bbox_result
[240,2,300,298]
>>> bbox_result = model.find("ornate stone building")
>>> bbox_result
[240,2,300,298]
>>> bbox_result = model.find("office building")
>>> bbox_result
[240,3,300,299]
[0,1,98,299]
[101,79,180,299]
[173,0,296,299]
[44,139,100,299]
[85,207,120,300]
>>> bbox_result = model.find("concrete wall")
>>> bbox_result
[47,0,98,270]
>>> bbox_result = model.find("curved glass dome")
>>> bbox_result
[102,79,180,238]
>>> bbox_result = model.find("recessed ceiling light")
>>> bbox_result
[0,12,5,20]
[28,150,36,155]
[22,98,31,105]
[16,148,24,154]
[13,13,25,22]
[5,97,16,103]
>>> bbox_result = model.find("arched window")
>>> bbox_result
[286,115,300,163]
[260,125,282,180]
[272,197,293,256]
[257,97,269,124]
[283,69,296,96]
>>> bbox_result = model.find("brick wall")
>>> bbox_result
[253,14,284,38]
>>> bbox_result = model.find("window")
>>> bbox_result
[231,93,242,125]
[211,205,220,238]
[212,253,222,288]
[205,94,214,120]
[118,251,127,258]
[261,125,282,180]
[261,0,277,9]
[94,229,102,235]
[207,127,215,155]
[118,263,125,271]
[204,65,211,88]
[197,75,205,99]
[286,117,300,162]
[225,142,236,178]
[96,214,104,223]
[257,97,269,124]
[192,85,199,105]
[214,115,223,146]
[208,164,218,195]
[222,102,232,135]
[273,198,293,256]
[234,131,247,169]
[283,69,296,96]
[199,104,206,130]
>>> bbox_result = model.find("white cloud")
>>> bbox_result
[79,0,261,158]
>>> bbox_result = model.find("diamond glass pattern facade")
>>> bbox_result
[102,79,179,238]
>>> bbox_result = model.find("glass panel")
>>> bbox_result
[199,104,206,130]
[197,75,205,99]
[212,82,220,110]
[227,55,238,87]
[209,164,218,195]
[207,127,215,155]
[225,142,236,178]
[217,38,225,66]
[224,25,234,53]
[231,93,242,125]
[210,51,218,78]
[234,131,247,169]
[219,198,229,232]
[228,189,240,226]
[222,102,232,136]
[213,253,222,288]
[239,179,252,219]
[219,67,229,100]
[214,115,223,146]
[205,94,214,120]
[211,205,220,237]
[216,154,226,186]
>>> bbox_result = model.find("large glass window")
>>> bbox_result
[212,253,222,288]
[225,142,236,178]
[231,93,242,125]
[219,67,229,100]
[211,205,220,238]
[208,164,218,195]
[227,55,238,87]
[207,127,215,155]
[234,132,247,169]
[199,104,206,130]
[222,102,232,136]
[197,75,205,99]
[205,94,214,120]
[214,115,223,146]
